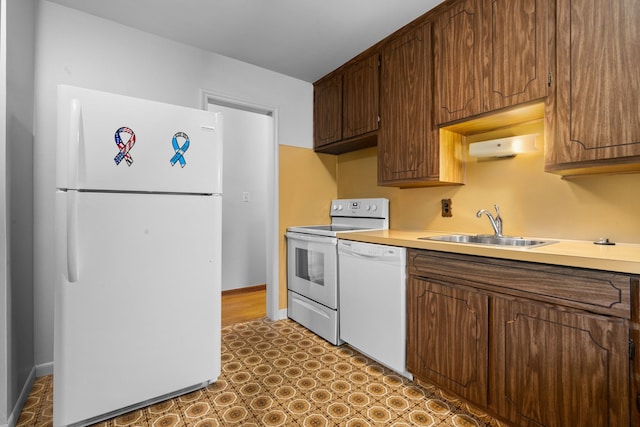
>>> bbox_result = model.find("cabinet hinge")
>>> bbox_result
[547,72,553,87]
[377,115,381,123]
[630,338,636,360]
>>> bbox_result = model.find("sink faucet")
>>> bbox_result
[476,204,503,237]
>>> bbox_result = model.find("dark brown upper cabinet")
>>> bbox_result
[433,0,484,125]
[482,0,549,111]
[545,0,640,176]
[342,54,379,140]
[378,22,464,187]
[378,26,428,184]
[313,53,379,154]
[313,73,342,149]
[434,0,548,126]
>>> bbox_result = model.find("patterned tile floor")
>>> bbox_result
[18,318,504,426]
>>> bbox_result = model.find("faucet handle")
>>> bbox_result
[493,204,501,217]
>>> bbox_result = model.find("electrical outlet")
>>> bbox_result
[242,192,250,202]
[441,198,452,217]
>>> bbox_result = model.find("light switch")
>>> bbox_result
[242,192,250,202]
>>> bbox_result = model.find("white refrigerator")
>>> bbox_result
[53,85,223,427]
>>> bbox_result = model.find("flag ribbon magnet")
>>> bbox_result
[114,127,136,166]
[170,131,190,168]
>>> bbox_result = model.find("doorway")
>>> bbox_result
[203,91,280,321]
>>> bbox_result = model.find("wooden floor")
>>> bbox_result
[221,284,266,327]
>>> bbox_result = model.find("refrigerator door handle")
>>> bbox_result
[67,190,79,282]
[68,98,81,189]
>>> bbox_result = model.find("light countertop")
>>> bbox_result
[336,229,640,275]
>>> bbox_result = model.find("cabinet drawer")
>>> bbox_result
[408,249,631,318]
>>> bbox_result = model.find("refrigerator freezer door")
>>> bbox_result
[56,85,222,195]
[53,191,221,426]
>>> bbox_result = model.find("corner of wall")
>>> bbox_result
[278,144,337,309]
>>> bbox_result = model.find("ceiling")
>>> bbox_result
[45,0,445,82]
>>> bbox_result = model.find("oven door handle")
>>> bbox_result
[286,232,337,245]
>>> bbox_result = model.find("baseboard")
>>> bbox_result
[6,366,36,427]
[221,283,266,296]
[278,308,288,320]
[35,361,53,377]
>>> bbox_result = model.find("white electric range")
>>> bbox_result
[285,198,389,345]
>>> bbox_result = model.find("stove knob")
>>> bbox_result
[371,204,378,211]
[338,205,343,211]
[332,204,338,211]
[365,205,371,211]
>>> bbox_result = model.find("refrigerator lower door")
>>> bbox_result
[53,191,221,427]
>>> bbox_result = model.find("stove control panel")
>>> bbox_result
[331,198,389,219]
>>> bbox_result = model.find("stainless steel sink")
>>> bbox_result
[419,234,557,248]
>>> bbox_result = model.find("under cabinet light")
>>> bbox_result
[468,134,538,158]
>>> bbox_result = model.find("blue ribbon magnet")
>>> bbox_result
[170,131,190,168]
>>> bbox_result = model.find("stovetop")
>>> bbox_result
[286,224,376,237]
[286,198,389,238]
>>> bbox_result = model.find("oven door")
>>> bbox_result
[285,231,337,309]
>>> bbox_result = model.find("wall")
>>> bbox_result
[0,2,7,422]
[33,1,314,371]
[279,145,337,308]
[337,121,640,244]
[208,104,270,291]
[1,0,36,425]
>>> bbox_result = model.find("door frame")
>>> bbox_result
[200,89,282,321]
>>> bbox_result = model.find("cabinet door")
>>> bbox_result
[434,0,483,125]
[313,73,342,148]
[378,25,430,183]
[343,54,379,140]
[632,278,640,427]
[491,297,630,427]
[407,277,489,406]
[482,0,548,111]
[546,0,640,173]
[631,322,640,427]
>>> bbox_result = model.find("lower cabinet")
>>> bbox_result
[407,249,633,427]
[491,297,629,427]
[631,319,640,427]
[407,277,488,405]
